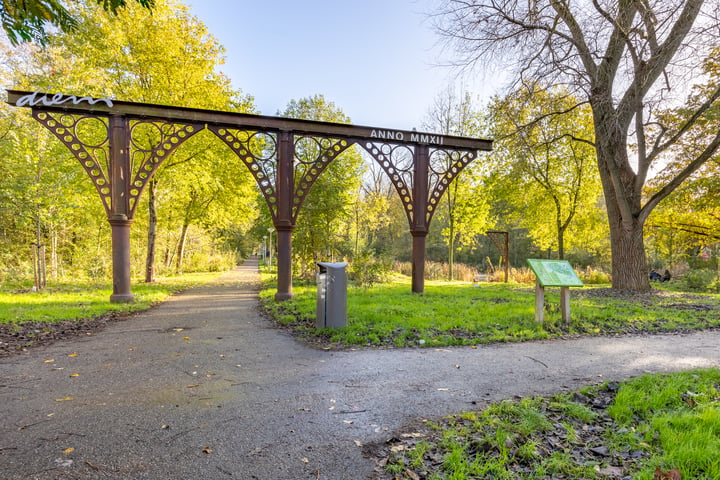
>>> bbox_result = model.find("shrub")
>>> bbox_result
[350,252,393,288]
[683,269,718,292]
[181,250,238,273]
[424,261,445,280]
[391,260,481,281]
[453,263,480,282]
[579,266,611,284]
[510,267,536,284]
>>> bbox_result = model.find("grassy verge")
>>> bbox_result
[259,275,720,348]
[379,368,720,479]
[0,272,224,325]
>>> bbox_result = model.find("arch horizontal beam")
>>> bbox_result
[6,90,493,151]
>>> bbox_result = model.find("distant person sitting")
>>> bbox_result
[662,269,672,282]
[649,270,662,281]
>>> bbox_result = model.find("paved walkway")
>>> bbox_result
[1,259,719,479]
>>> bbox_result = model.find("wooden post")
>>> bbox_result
[535,279,545,323]
[560,287,570,323]
[503,232,509,283]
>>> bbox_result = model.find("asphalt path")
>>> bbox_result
[1,258,719,479]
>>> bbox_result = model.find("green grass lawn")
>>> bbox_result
[260,275,720,348]
[381,368,720,480]
[4,271,718,349]
[0,272,224,325]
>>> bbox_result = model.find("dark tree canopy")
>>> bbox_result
[1,0,154,45]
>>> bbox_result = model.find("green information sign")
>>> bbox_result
[527,259,583,287]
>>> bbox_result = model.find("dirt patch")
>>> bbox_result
[365,382,649,479]
[0,313,130,357]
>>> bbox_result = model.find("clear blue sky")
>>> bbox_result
[183,0,499,130]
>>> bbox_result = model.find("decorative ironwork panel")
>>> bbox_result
[292,136,354,222]
[32,110,113,214]
[207,126,279,220]
[426,148,477,224]
[361,141,416,225]
[127,120,203,217]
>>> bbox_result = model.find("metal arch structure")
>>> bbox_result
[7,90,492,302]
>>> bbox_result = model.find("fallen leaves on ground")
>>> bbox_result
[654,468,682,480]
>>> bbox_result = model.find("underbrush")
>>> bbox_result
[380,368,720,479]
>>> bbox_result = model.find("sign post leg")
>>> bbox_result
[535,280,544,323]
[560,287,570,323]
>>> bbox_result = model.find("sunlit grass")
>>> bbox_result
[0,272,224,325]
[260,274,720,348]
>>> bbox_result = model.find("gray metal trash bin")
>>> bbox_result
[316,262,348,328]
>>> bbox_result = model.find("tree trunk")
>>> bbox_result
[593,99,651,292]
[608,212,649,291]
[50,225,58,279]
[447,184,456,281]
[448,233,455,281]
[145,178,157,283]
[557,224,565,260]
[175,222,189,275]
[597,148,651,291]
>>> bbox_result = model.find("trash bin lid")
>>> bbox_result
[317,261,348,271]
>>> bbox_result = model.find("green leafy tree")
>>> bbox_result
[488,84,605,260]
[279,95,365,277]
[423,87,492,279]
[1,0,154,45]
[0,100,108,283]
[156,140,256,274]
[348,160,389,255]
[647,46,720,268]
[361,164,410,261]
[436,0,720,291]
[46,0,255,281]
[1,0,257,283]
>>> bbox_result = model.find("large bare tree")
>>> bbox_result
[436,0,720,290]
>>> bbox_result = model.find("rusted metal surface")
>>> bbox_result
[8,90,492,151]
[8,89,493,302]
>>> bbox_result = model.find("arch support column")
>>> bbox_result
[274,225,294,301]
[274,130,295,301]
[109,217,134,303]
[411,232,427,294]
[108,114,134,303]
[411,144,430,294]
